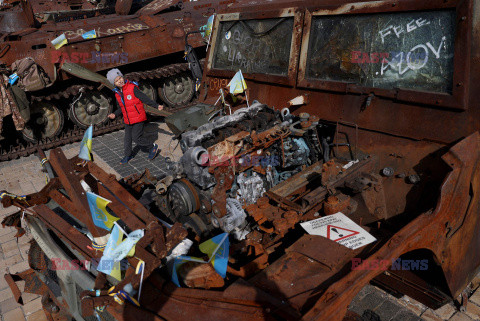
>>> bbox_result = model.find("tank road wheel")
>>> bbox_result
[137,82,157,102]
[158,72,195,108]
[68,90,112,128]
[22,101,64,142]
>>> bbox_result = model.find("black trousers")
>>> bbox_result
[124,122,152,157]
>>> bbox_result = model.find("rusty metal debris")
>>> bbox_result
[2,0,480,320]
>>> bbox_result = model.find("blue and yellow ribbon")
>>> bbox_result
[108,286,140,307]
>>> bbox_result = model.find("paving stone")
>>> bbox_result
[0,254,23,269]
[9,260,30,274]
[0,287,14,302]
[391,310,423,321]
[22,297,42,316]
[1,239,20,258]
[464,301,480,320]
[0,267,9,290]
[372,298,405,321]
[0,297,19,314]
[32,181,47,192]
[3,307,26,321]
[0,205,18,218]
[421,309,444,321]
[26,309,49,321]
[349,292,386,316]
[449,312,474,321]
[470,288,480,306]
[434,302,457,320]
[0,229,18,243]
[19,182,36,195]
[397,296,428,316]
[4,180,20,193]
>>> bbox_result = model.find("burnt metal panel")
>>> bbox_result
[206,8,303,87]
[297,0,472,110]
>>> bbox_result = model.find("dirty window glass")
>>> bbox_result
[212,18,294,76]
[306,10,456,93]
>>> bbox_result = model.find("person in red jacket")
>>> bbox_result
[107,68,163,164]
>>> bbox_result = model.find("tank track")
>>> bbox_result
[0,118,125,161]
[0,62,196,161]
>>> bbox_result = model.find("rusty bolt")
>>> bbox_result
[284,211,298,225]
[407,174,420,184]
[257,197,269,209]
[326,195,339,205]
[381,167,394,177]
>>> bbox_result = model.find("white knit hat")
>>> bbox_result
[106,68,123,86]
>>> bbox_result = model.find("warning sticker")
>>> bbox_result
[300,212,376,250]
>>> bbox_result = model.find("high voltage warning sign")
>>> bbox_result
[300,212,376,249]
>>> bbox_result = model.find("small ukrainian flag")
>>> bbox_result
[172,233,229,287]
[79,125,93,161]
[86,191,119,231]
[205,15,215,38]
[51,33,68,50]
[98,224,123,281]
[227,70,247,95]
[199,233,229,278]
[82,30,97,40]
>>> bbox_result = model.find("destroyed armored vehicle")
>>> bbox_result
[2,0,153,23]
[2,0,480,320]
[0,0,232,160]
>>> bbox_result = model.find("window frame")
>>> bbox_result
[297,0,472,110]
[205,8,304,86]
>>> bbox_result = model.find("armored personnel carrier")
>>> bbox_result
[0,0,229,160]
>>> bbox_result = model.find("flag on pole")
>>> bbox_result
[51,33,68,50]
[205,15,215,38]
[97,224,144,281]
[172,233,229,286]
[86,192,119,231]
[98,224,123,281]
[82,30,97,39]
[227,70,247,95]
[79,125,93,161]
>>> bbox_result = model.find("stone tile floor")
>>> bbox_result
[0,120,479,321]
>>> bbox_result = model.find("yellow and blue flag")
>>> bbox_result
[205,15,214,38]
[172,233,229,287]
[227,70,247,95]
[79,125,93,161]
[86,191,119,231]
[98,224,123,281]
[82,30,97,39]
[98,224,144,281]
[136,260,145,275]
[51,33,68,50]
[199,233,229,277]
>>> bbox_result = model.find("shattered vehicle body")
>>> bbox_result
[0,0,233,160]
[159,0,480,318]
[2,0,480,320]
